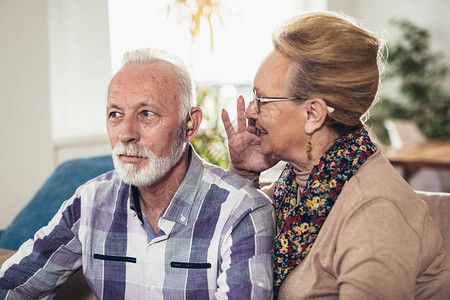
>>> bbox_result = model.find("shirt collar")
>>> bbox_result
[162,145,204,225]
[128,145,204,226]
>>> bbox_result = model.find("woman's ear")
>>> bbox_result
[185,107,203,142]
[304,98,329,134]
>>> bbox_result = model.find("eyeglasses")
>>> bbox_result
[253,92,303,113]
[253,91,335,114]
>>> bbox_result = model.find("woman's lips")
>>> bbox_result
[257,127,268,137]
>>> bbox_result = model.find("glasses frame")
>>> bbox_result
[253,92,335,114]
[253,95,304,113]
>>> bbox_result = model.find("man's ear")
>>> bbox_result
[304,98,329,134]
[185,107,203,142]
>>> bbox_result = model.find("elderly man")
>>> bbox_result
[0,49,275,299]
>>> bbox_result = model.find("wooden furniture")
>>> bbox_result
[383,138,450,169]
[383,138,450,181]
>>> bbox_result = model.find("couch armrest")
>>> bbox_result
[0,248,15,265]
[54,269,96,300]
[416,190,450,257]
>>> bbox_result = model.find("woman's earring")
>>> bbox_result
[306,134,312,157]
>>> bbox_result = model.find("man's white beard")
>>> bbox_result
[112,128,186,187]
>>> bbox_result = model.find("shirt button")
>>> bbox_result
[257,281,265,288]
[180,215,186,222]
[149,284,155,290]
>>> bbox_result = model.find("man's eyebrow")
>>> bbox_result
[136,101,154,108]
[106,103,120,110]
[106,101,162,111]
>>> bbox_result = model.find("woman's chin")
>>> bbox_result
[260,145,276,158]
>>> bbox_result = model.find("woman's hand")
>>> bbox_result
[221,95,279,174]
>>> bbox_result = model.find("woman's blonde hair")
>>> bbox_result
[273,12,385,135]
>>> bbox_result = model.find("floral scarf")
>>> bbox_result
[272,128,376,298]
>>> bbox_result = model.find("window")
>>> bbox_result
[108,0,326,129]
[51,0,327,140]
[109,0,325,83]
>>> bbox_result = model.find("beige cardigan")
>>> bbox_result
[264,148,450,299]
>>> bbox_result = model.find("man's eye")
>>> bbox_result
[141,110,155,117]
[109,112,122,118]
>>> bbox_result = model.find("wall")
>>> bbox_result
[0,0,112,230]
[49,0,112,140]
[0,0,54,229]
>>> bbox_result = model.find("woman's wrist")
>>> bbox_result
[229,164,261,188]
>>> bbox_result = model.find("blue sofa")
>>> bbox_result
[0,155,114,250]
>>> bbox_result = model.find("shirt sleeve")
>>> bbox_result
[216,202,275,300]
[334,199,420,300]
[0,196,83,299]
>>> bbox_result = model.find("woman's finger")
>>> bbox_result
[236,95,247,133]
[221,108,236,138]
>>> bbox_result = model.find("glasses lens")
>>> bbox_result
[252,91,259,113]
[254,97,260,113]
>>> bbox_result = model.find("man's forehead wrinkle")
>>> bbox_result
[106,63,180,115]
[109,77,168,101]
[107,95,165,111]
[110,76,161,90]
[108,86,178,115]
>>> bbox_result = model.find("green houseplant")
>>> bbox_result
[166,0,231,168]
[371,19,450,144]
[190,86,231,169]
[166,0,225,50]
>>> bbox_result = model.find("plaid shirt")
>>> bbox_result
[0,149,275,299]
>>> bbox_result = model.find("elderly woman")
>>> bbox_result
[222,12,450,299]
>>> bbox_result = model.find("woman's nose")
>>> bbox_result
[245,100,258,120]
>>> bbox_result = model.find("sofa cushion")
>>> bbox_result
[416,190,450,257]
[0,155,113,250]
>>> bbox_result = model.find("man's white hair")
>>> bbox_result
[121,48,197,124]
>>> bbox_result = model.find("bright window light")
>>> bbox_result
[108,0,326,84]
[52,0,327,140]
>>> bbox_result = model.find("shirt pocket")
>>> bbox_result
[170,261,211,269]
[94,253,137,263]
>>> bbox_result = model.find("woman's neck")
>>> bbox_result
[290,127,339,173]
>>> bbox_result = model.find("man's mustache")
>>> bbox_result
[113,142,151,159]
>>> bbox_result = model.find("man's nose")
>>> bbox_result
[119,117,140,143]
